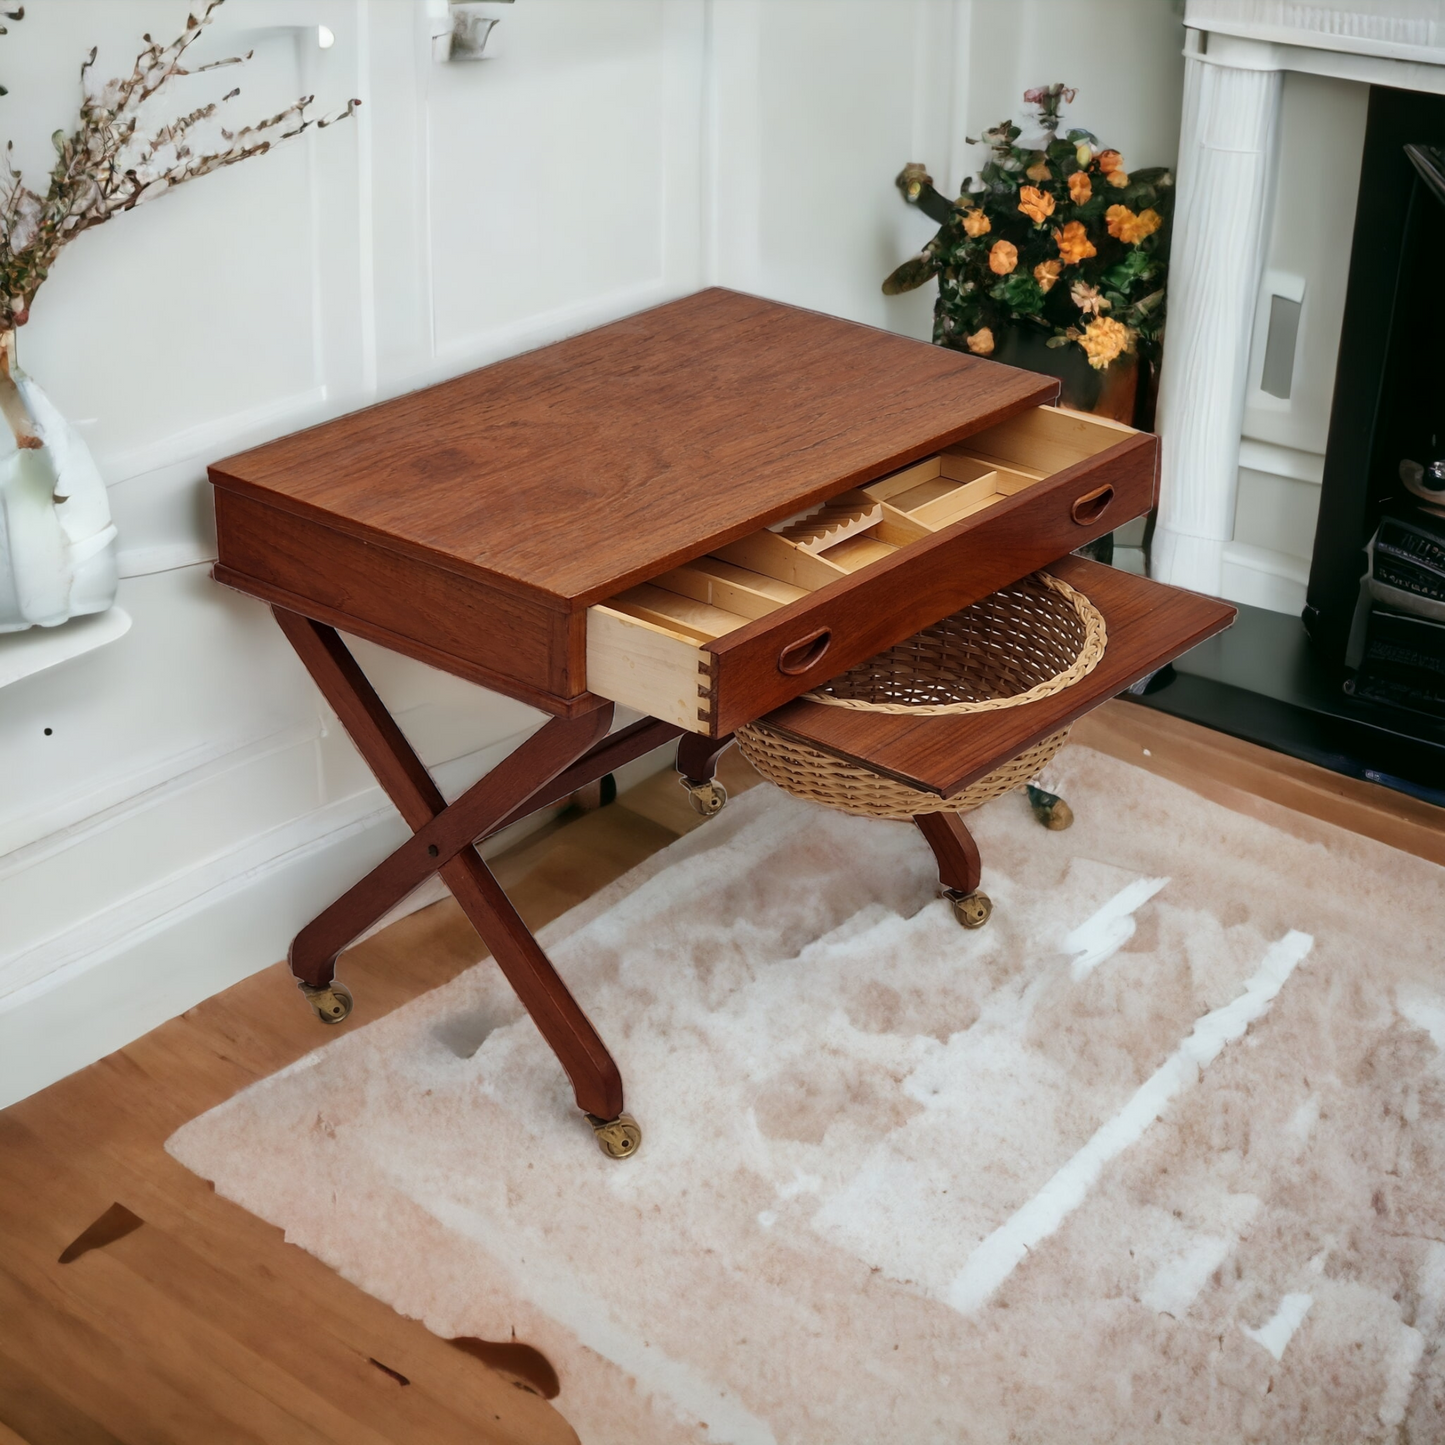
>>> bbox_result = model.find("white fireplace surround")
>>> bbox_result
[1152,1,1445,599]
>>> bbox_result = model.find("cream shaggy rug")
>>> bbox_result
[168,745,1445,1445]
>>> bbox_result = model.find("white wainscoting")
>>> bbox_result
[0,0,1188,1107]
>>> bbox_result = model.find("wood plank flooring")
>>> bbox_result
[0,751,760,1445]
[1073,701,1445,866]
[0,714,1436,1443]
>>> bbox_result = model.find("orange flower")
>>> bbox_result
[1107,168,1130,189]
[1077,316,1133,370]
[1106,204,1162,244]
[1033,259,1063,293]
[1018,185,1055,225]
[962,207,991,238]
[1097,149,1124,174]
[988,239,1018,275]
[1025,157,1052,182]
[1067,171,1092,205]
[966,327,995,357]
[1053,220,1097,265]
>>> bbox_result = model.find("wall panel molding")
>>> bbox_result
[0,0,1192,1107]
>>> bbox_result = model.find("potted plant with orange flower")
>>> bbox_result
[884,84,1173,425]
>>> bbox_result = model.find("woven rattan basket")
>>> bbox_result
[736,572,1106,821]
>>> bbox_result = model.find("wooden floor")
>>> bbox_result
[0,709,1437,1444]
[0,750,762,1445]
[1072,703,1445,866]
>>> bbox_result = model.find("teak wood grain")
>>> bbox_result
[203,290,1191,1169]
[758,556,1237,797]
[208,290,1169,725]
[287,704,630,987]
[702,433,1157,735]
[214,492,579,710]
[273,611,625,1121]
[209,288,1057,610]
[913,812,982,894]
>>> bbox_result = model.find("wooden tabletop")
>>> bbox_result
[209,289,1055,609]
[757,556,1237,797]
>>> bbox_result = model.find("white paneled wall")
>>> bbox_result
[967,0,1186,172]
[707,0,952,337]
[0,0,1185,1105]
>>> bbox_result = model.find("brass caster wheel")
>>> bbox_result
[587,1112,642,1159]
[299,980,353,1025]
[945,889,993,929]
[680,777,728,818]
[1026,784,1073,831]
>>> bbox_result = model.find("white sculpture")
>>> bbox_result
[0,335,117,631]
[0,0,357,633]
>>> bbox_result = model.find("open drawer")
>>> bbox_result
[586,405,1157,737]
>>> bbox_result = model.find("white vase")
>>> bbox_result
[0,331,118,633]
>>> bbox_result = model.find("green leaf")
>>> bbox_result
[1100,249,1153,290]
[991,272,1045,316]
[882,252,939,296]
[1123,288,1167,326]
[1129,165,1174,189]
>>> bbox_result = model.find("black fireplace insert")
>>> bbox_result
[1132,84,1445,802]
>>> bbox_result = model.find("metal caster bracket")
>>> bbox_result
[299,979,354,1025]
[1026,784,1073,831]
[588,1112,642,1159]
[945,888,993,929]
[680,776,728,817]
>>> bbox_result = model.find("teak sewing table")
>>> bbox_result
[208,288,1234,1158]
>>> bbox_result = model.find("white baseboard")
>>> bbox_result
[0,802,406,1109]
[0,731,679,1110]
[1221,542,1310,615]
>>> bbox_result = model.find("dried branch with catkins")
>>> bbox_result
[0,0,358,335]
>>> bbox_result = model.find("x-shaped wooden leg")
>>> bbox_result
[273,607,656,1126]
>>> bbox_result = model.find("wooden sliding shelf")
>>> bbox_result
[208,288,1234,1157]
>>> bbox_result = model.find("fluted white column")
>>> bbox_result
[1152,38,1282,596]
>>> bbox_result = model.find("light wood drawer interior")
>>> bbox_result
[586,405,1137,730]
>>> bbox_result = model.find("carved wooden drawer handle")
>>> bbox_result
[777,628,832,676]
[1071,484,1115,526]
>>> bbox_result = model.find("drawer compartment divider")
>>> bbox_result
[584,403,1159,736]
